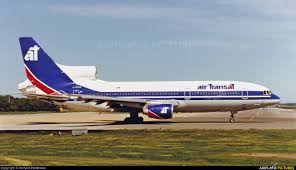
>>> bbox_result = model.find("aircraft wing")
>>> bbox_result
[77,94,150,109]
[22,92,150,109]
[74,95,180,109]
[21,93,180,109]
[75,94,147,104]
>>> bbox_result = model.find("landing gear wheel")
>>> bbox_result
[124,117,131,124]
[229,111,237,123]
[229,118,236,123]
[123,116,144,124]
[138,117,144,123]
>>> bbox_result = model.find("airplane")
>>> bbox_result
[18,37,280,124]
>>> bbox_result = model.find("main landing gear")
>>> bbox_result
[124,111,144,124]
[229,111,237,123]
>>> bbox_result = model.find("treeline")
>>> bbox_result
[0,95,58,112]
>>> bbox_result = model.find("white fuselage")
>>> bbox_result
[19,64,280,113]
[58,79,280,112]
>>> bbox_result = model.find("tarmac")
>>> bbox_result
[0,107,295,130]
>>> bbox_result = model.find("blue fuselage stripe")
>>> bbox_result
[70,90,279,101]
[79,91,260,96]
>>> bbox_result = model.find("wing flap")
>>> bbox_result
[22,92,69,101]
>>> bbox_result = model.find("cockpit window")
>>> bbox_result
[263,90,272,95]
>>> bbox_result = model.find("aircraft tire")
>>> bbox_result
[229,118,236,123]
[123,117,144,124]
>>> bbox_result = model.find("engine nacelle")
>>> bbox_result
[143,104,173,119]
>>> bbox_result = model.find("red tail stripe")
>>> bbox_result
[25,67,55,94]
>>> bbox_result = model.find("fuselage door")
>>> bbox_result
[185,91,190,96]
[242,88,248,100]
[184,88,191,100]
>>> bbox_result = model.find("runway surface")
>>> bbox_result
[0,107,295,130]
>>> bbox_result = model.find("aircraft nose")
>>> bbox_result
[271,94,280,104]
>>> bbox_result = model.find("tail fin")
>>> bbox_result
[19,37,74,94]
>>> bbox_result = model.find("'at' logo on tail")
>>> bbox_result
[24,45,40,61]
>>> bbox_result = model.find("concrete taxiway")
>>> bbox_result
[0,107,295,130]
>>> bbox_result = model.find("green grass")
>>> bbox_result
[277,103,296,110]
[0,130,295,166]
[277,106,296,110]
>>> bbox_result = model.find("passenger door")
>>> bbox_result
[184,88,191,100]
[242,88,248,100]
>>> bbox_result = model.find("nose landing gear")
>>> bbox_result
[229,111,237,123]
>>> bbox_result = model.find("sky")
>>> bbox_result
[1,0,296,102]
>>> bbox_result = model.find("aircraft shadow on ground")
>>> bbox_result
[104,120,267,125]
[24,119,267,127]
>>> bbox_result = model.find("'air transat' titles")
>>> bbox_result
[197,84,235,90]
